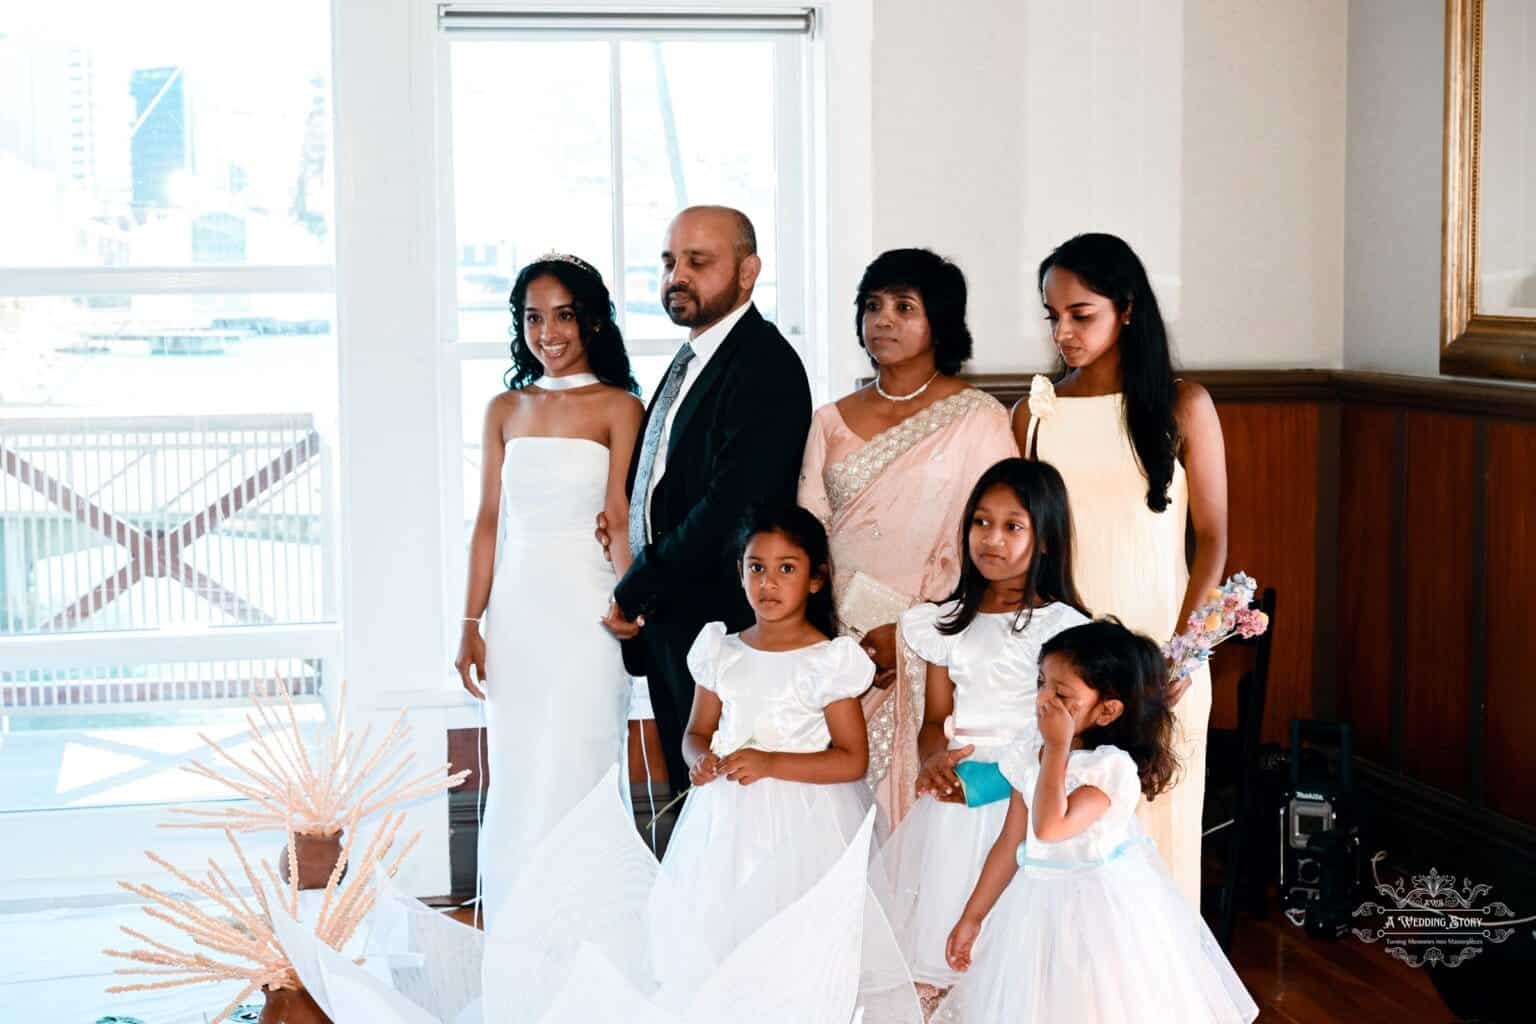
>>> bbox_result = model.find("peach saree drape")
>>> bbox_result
[798,388,1017,833]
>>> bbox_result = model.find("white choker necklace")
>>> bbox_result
[875,370,940,402]
[537,372,600,391]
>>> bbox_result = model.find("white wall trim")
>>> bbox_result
[331,0,455,894]
[813,0,873,399]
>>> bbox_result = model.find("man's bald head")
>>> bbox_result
[673,205,757,261]
[660,206,763,334]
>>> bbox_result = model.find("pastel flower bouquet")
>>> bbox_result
[1162,572,1270,682]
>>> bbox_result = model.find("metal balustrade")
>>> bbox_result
[0,415,335,709]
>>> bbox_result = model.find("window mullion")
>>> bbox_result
[437,31,463,345]
[772,35,806,348]
[608,40,628,333]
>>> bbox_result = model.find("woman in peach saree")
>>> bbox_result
[798,249,1016,833]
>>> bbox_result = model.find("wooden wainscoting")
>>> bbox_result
[1327,377,1536,835]
[972,369,1536,885]
[1336,404,1398,767]
[1484,421,1536,826]
[1200,398,1325,744]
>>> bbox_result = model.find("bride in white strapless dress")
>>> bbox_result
[478,436,632,919]
[455,257,644,925]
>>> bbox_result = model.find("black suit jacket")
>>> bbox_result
[614,304,812,681]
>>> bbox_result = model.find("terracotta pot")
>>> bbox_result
[277,830,345,891]
[258,985,330,1024]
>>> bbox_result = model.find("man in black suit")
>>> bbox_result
[599,206,812,791]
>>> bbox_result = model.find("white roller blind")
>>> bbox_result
[438,6,815,36]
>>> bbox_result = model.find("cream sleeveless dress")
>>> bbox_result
[1026,392,1211,909]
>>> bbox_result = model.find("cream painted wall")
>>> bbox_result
[1343,0,1445,376]
[1179,0,1347,371]
[856,0,1347,385]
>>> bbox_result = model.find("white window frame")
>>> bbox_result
[432,15,813,354]
[0,27,344,891]
[0,278,346,888]
[0,0,875,898]
[432,7,822,682]
[0,271,343,678]
[332,0,866,897]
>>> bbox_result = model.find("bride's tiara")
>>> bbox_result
[536,251,601,278]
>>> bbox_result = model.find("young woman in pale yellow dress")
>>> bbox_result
[1016,233,1228,908]
[799,248,1017,834]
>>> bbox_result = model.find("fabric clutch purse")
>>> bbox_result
[835,570,915,640]
[955,760,1012,808]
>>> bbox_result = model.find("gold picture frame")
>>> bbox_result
[1441,0,1536,381]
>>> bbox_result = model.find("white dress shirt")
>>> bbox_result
[645,299,754,541]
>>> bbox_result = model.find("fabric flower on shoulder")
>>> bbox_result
[1028,374,1057,421]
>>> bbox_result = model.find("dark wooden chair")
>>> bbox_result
[1201,586,1277,951]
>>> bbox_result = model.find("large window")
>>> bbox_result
[0,1,338,818]
[0,3,333,269]
[437,10,813,608]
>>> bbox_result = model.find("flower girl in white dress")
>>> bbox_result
[937,620,1257,1023]
[654,504,880,992]
[879,458,1089,1009]
[483,505,920,1023]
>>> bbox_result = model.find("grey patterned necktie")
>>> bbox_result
[629,341,697,554]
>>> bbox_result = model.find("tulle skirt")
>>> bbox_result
[484,767,922,1023]
[934,841,1258,1023]
[879,790,1010,987]
[650,775,873,994]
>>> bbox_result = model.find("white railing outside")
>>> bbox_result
[0,414,336,710]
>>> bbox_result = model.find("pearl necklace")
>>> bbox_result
[875,370,940,402]
[537,372,600,391]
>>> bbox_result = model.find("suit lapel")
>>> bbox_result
[665,305,760,459]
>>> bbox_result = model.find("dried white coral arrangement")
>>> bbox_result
[164,679,470,837]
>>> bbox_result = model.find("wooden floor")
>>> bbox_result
[0,889,1466,1021]
[1226,912,1450,1022]
[449,904,1454,1021]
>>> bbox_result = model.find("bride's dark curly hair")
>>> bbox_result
[505,257,639,394]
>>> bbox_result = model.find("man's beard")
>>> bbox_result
[665,283,741,328]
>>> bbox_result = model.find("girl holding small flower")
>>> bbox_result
[653,504,903,1003]
[482,505,922,1022]
[1014,232,1229,907]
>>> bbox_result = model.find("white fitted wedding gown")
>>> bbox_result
[478,436,630,924]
